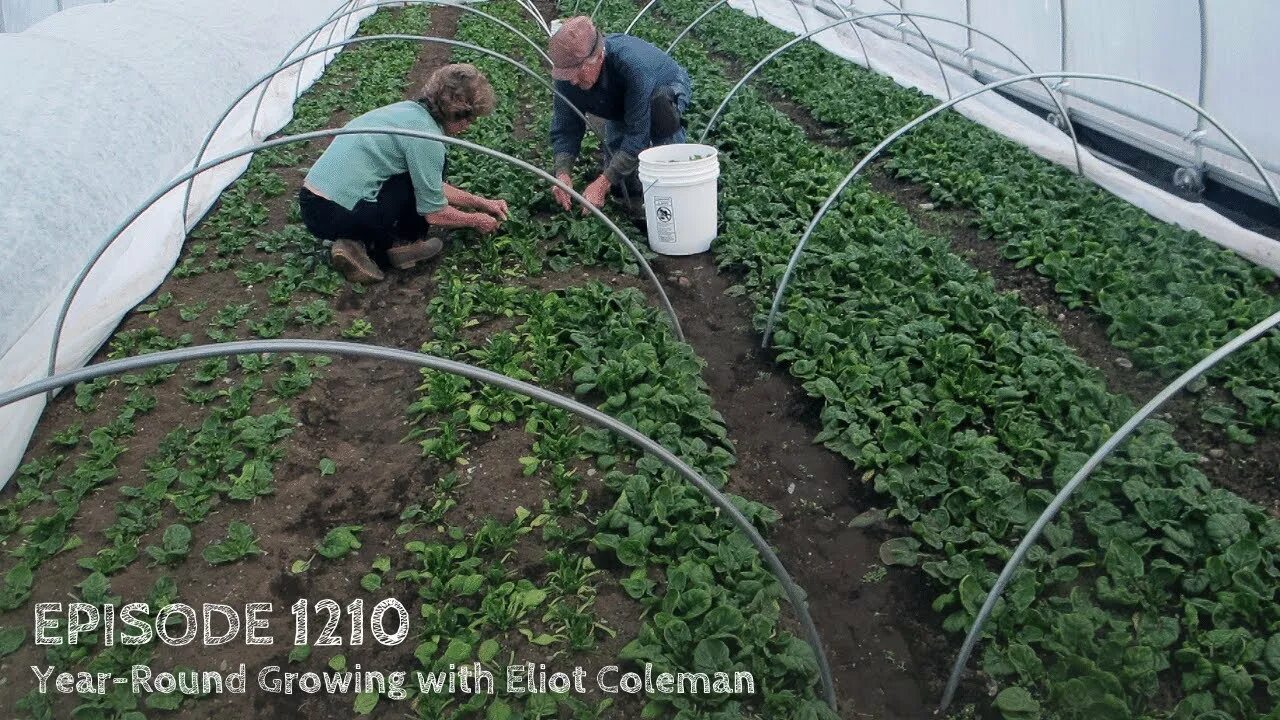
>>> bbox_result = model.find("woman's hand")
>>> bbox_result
[477,197,509,220]
[470,212,500,234]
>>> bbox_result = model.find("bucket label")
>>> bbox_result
[653,196,678,244]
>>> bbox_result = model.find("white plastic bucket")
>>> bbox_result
[636,143,720,256]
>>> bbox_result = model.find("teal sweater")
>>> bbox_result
[305,101,448,215]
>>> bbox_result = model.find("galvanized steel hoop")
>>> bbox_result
[50,127,685,400]
[181,34,578,230]
[762,71,1280,349]
[2,339,838,711]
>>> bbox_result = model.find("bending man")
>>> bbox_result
[548,16,693,214]
[300,63,509,284]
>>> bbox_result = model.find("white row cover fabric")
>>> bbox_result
[728,0,1280,271]
[0,0,375,486]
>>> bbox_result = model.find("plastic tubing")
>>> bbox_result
[762,71,1280,348]
[939,306,1280,710]
[698,10,1086,149]
[771,7,1082,173]
[628,0,781,36]
[2,339,837,712]
[49,127,683,399]
[183,34,575,229]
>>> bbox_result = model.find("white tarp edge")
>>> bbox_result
[728,0,1280,273]
[0,0,377,486]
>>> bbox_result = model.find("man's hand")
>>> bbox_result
[553,172,574,212]
[478,197,509,220]
[581,175,611,215]
[470,213,500,235]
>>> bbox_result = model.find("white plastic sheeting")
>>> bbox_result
[0,0,375,485]
[723,0,1280,270]
[831,0,1280,207]
[1,0,108,34]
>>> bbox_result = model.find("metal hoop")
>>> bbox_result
[50,127,684,399]
[762,71,1280,347]
[1,338,837,710]
[697,8,1084,179]
[182,35,580,229]
[269,0,554,134]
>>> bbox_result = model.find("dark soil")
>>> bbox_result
[647,254,952,718]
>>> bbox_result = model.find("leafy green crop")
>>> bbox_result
[316,525,363,559]
[202,521,263,565]
[144,524,192,566]
[674,0,1280,433]
[610,2,1280,717]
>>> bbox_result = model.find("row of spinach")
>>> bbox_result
[592,1,1280,717]
[379,6,839,718]
[662,0,1280,437]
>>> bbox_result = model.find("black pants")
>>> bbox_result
[298,172,431,267]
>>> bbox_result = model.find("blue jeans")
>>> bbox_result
[604,81,692,191]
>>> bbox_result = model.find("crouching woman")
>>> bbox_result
[299,63,510,284]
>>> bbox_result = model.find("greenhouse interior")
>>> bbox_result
[2,0,1279,718]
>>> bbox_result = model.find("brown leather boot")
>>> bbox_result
[387,237,444,270]
[330,240,384,284]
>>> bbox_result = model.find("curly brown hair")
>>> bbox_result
[416,63,497,124]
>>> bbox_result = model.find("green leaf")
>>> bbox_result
[526,693,557,717]
[78,571,110,603]
[478,639,499,663]
[316,525,363,559]
[360,573,382,592]
[443,639,472,665]
[203,522,263,565]
[1104,539,1144,578]
[994,686,1041,720]
[848,508,886,528]
[329,654,347,672]
[519,629,558,646]
[692,638,731,674]
[319,458,337,477]
[487,699,514,720]
[0,626,25,657]
[162,524,192,551]
[879,537,921,566]
[288,645,312,663]
[353,691,379,715]
[1266,634,1280,672]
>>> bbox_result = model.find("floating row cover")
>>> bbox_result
[0,0,375,485]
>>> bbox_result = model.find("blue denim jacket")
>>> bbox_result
[550,33,692,182]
